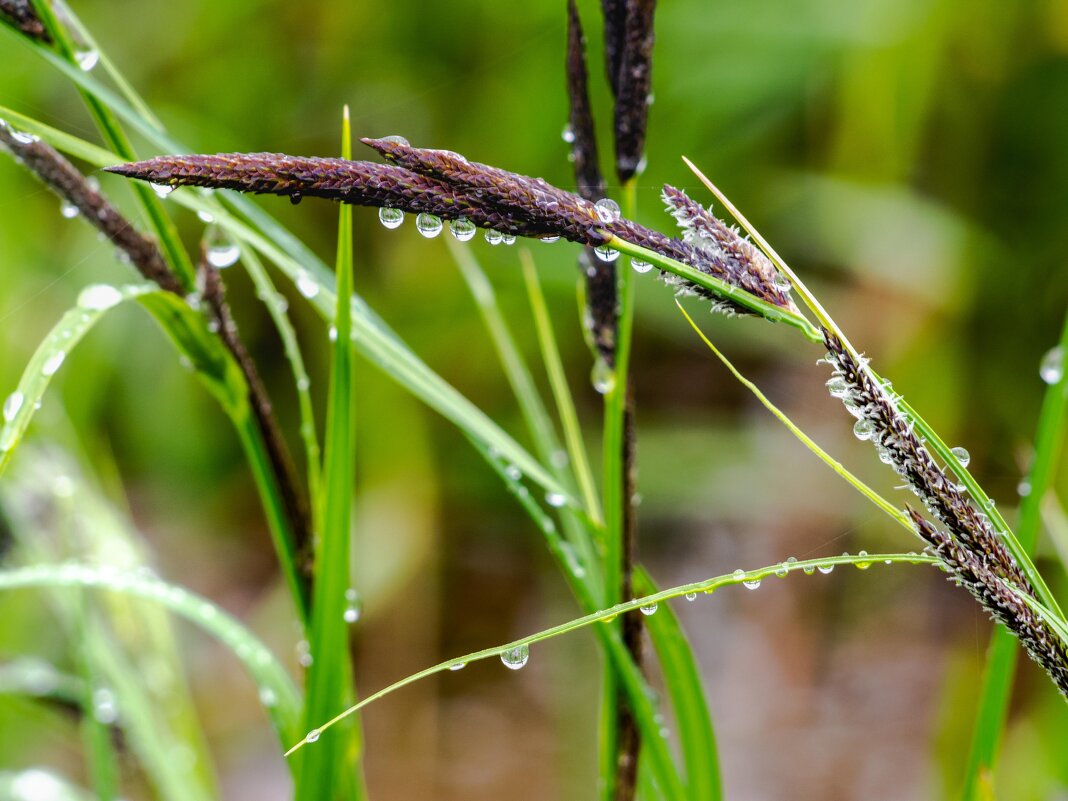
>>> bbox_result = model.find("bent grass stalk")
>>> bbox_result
[285,551,937,754]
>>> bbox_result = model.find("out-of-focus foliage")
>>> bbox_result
[2,1,1068,799]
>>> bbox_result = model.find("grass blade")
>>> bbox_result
[296,107,364,801]
[960,309,1068,799]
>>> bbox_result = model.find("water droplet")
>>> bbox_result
[817,564,835,574]
[500,644,529,670]
[448,661,466,671]
[742,577,761,590]
[60,199,79,219]
[79,284,120,312]
[329,326,338,342]
[631,258,653,274]
[259,687,277,707]
[197,209,215,223]
[152,183,175,199]
[853,418,875,441]
[540,235,560,243]
[855,550,871,569]
[296,639,313,668]
[205,226,240,268]
[501,233,516,246]
[3,390,23,423]
[449,217,476,242]
[75,48,100,71]
[545,491,566,508]
[550,449,569,469]
[732,568,745,581]
[290,192,302,205]
[92,687,118,724]
[774,562,789,578]
[639,603,658,616]
[1018,479,1032,497]
[296,270,320,299]
[1041,346,1064,384]
[484,229,503,245]
[12,770,67,801]
[380,135,410,147]
[42,351,65,377]
[594,245,619,262]
[415,213,442,238]
[379,207,404,229]
[947,446,971,468]
[562,124,576,144]
[504,463,522,481]
[306,728,321,743]
[826,376,849,398]
[10,129,39,145]
[684,592,697,601]
[591,357,616,395]
[802,565,816,575]
[594,198,621,224]
[343,588,362,623]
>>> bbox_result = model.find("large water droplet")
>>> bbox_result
[501,233,516,246]
[500,644,529,670]
[684,592,697,601]
[817,564,835,575]
[205,226,240,268]
[449,661,466,671]
[826,375,849,398]
[415,213,442,238]
[853,418,875,441]
[3,391,24,422]
[855,550,871,569]
[152,183,175,199]
[296,270,320,299]
[197,209,215,223]
[380,135,410,147]
[742,577,761,590]
[60,199,80,219]
[305,728,321,743]
[450,217,476,242]
[594,198,621,224]
[379,207,404,229]
[639,603,658,616]
[594,245,619,262]
[631,258,653,274]
[562,124,576,144]
[484,229,503,245]
[75,48,100,71]
[590,357,616,395]
[950,446,970,468]
[540,234,560,243]
[42,351,65,377]
[1041,346,1064,384]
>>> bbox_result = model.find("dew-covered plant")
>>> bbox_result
[1,2,1067,801]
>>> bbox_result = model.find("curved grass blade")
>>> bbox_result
[287,551,936,753]
[960,309,1068,800]
[0,564,302,747]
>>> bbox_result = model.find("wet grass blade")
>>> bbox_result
[295,107,365,801]
[961,309,1068,800]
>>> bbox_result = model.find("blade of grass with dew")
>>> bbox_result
[679,156,1061,622]
[0,564,302,749]
[677,303,915,535]
[288,551,937,753]
[633,567,721,801]
[0,104,569,509]
[296,107,365,801]
[72,595,120,801]
[960,308,1068,800]
[20,5,194,289]
[0,281,309,620]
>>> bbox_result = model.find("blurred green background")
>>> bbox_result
[3,0,1068,799]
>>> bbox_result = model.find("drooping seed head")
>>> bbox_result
[0,0,51,44]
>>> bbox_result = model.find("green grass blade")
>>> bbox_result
[296,108,364,801]
[0,564,303,748]
[960,310,1068,799]
[72,596,121,801]
[520,250,602,524]
[633,567,721,801]
[289,551,936,750]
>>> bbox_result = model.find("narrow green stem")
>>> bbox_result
[961,308,1068,800]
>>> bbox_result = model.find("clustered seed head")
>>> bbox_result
[610,0,656,182]
[909,509,1068,696]
[0,0,51,44]
[107,139,800,319]
[823,329,1068,691]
